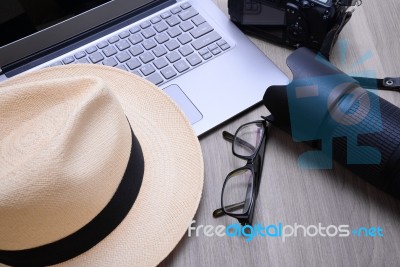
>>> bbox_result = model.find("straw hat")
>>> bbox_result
[0,65,204,266]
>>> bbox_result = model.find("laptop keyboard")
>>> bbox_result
[48,2,231,86]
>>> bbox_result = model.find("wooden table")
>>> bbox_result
[161,0,400,266]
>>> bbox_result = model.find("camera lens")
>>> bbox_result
[263,48,400,198]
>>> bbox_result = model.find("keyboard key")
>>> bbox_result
[180,21,194,32]
[139,52,155,63]
[192,15,206,26]
[166,51,181,63]
[166,16,181,27]
[153,57,169,69]
[220,43,231,51]
[89,52,104,63]
[74,51,86,59]
[129,26,141,34]
[116,65,128,71]
[180,2,192,9]
[97,41,109,49]
[178,45,194,56]
[116,40,131,51]
[178,33,192,45]
[129,45,144,56]
[146,73,164,85]
[49,61,63,67]
[186,53,202,66]
[211,48,221,55]
[152,46,167,57]
[198,48,209,55]
[191,31,221,50]
[140,20,151,29]
[132,70,142,77]
[119,31,130,39]
[173,60,190,73]
[178,7,198,21]
[140,64,155,76]
[217,39,227,46]
[161,66,177,79]
[151,16,161,24]
[129,34,143,45]
[116,51,131,63]
[160,12,171,19]
[154,21,168,33]
[171,7,182,14]
[207,43,218,51]
[62,56,75,64]
[141,28,156,39]
[86,46,97,54]
[126,58,141,70]
[142,39,157,50]
[103,57,118,67]
[167,26,182,38]
[155,33,169,44]
[190,22,213,38]
[75,58,90,64]
[103,46,118,57]
[108,36,119,44]
[165,39,180,51]
[201,52,212,60]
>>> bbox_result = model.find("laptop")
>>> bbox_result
[0,0,288,136]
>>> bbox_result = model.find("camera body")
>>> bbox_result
[228,0,356,50]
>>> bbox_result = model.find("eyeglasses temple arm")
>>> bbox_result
[222,131,256,151]
[222,131,235,143]
[212,201,245,218]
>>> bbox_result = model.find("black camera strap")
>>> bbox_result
[320,10,353,59]
[320,10,400,93]
[353,76,400,92]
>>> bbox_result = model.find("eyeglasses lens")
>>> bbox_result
[233,122,264,157]
[222,169,254,215]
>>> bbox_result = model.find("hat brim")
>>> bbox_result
[2,65,204,266]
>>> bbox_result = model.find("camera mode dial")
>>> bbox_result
[300,0,311,8]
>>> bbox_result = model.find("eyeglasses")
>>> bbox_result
[213,118,269,226]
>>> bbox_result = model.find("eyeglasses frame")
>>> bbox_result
[217,118,269,226]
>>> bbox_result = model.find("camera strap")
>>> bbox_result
[320,10,353,59]
[320,10,400,93]
[352,76,400,92]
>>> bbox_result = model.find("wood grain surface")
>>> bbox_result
[160,0,400,266]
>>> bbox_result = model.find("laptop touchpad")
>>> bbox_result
[163,85,203,125]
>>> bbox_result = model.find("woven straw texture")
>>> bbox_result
[0,65,204,266]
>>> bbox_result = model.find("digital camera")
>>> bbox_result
[228,0,359,51]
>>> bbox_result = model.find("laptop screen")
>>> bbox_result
[0,0,167,69]
[0,0,112,47]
